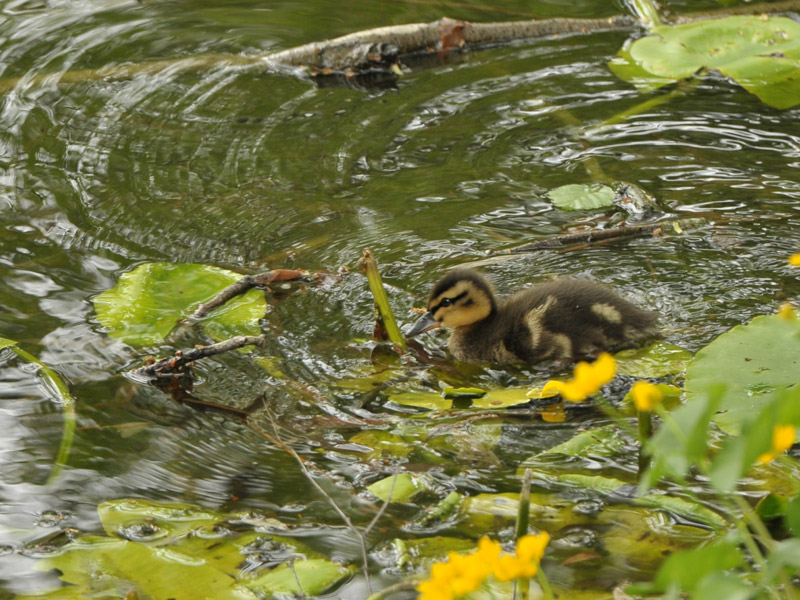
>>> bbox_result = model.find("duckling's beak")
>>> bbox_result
[405,311,441,338]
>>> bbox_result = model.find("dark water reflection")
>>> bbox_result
[1,0,800,596]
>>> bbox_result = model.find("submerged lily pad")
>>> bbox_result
[26,536,260,600]
[685,314,800,434]
[547,183,615,211]
[611,16,800,109]
[93,263,265,346]
[615,342,692,378]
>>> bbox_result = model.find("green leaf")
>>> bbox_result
[388,391,452,411]
[787,495,800,537]
[641,385,725,490]
[98,498,230,539]
[247,558,352,597]
[612,16,800,109]
[692,572,753,600]
[0,336,18,349]
[442,386,486,399]
[348,430,414,460]
[29,536,260,600]
[472,388,531,409]
[546,183,615,211]
[93,263,265,346]
[685,314,800,434]
[367,473,431,502]
[651,535,745,593]
[614,342,692,378]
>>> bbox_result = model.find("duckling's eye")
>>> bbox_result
[440,298,453,307]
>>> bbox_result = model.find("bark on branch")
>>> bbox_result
[132,334,267,379]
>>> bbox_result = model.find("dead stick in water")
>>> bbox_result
[132,334,266,378]
[189,268,312,321]
[358,250,407,351]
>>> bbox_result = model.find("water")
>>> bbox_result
[1,0,799,597]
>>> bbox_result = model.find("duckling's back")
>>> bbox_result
[501,278,658,362]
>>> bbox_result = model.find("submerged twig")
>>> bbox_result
[251,408,375,595]
[131,334,266,379]
[500,222,666,254]
[498,217,707,255]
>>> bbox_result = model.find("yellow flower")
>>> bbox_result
[778,303,797,321]
[541,353,617,402]
[631,381,662,412]
[516,532,550,565]
[417,533,550,599]
[789,253,800,267]
[757,424,797,464]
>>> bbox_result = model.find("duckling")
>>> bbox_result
[406,269,658,364]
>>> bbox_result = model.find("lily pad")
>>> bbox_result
[611,16,800,109]
[93,262,265,346]
[388,391,452,411]
[348,430,414,460]
[367,473,431,502]
[247,558,353,597]
[685,314,800,434]
[615,342,692,378]
[27,536,260,600]
[98,498,232,540]
[547,183,615,211]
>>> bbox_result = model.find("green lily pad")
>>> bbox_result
[247,558,353,597]
[93,263,265,346]
[98,498,235,540]
[685,314,800,434]
[547,183,615,211]
[611,16,800,109]
[388,390,452,411]
[615,342,692,378]
[367,473,431,502]
[472,388,532,409]
[348,430,414,460]
[26,536,260,600]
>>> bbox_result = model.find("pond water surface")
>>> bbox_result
[1,0,800,598]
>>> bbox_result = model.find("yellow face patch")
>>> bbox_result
[429,280,492,328]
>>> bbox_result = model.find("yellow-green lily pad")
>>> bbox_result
[93,263,265,346]
[611,16,800,109]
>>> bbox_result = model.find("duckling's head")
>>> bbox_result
[406,269,497,337]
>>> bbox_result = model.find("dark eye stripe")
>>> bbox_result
[431,291,468,315]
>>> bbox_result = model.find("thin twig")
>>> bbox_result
[364,474,397,537]
[286,559,308,600]
[131,334,266,378]
[249,408,374,595]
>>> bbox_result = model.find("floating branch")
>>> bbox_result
[188,268,313,322]
[264,16,637,73]
[497,218,706,254]
[500,222,666,253]
[131,334,266,379]
[0,16,637,92]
